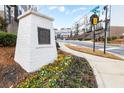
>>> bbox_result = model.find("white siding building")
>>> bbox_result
[55,28,71,40]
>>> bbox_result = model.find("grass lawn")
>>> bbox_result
[16,50,97,88]
[66,44,124,61]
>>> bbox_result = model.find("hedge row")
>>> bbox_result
[0,32,17,47]
[95,36,118,42]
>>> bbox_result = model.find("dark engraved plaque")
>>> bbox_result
[38,27,50,44]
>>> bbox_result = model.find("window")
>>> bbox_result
[38,27,50,44]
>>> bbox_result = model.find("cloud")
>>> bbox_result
[59,6,65,12]
[48,6,65,12]
[48,6,57,10]
[71,7,86,14]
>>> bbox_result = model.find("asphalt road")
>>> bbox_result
[59,40,124,57]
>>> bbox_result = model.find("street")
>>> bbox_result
[59,40,124,57]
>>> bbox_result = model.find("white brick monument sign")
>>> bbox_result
[14,10,57,72]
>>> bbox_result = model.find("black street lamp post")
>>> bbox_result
[104,5,108,54]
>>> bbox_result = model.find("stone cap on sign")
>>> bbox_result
[18,10,54,21]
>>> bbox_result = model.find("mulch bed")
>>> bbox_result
[0,47,29,88]
[109,39,124,44]
[97,39,124,44]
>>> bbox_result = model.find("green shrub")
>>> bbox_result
[84,38,91,41]
[111,36,117,40]
[107,37,111,41]
[96,36,117,42]
[120,36,124,39]
[0,32,6,44]
[78,38,83,41]
[0,32,17,47]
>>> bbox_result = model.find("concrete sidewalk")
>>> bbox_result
[59,42,124,88]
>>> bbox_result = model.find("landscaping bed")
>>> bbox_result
[96,38,124,45]
[0,47,29,88]
[108,39,124,44]
[0,47,97,88]
[16,50,97,88]
[66,44,124,61]
[0,32,28,87]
